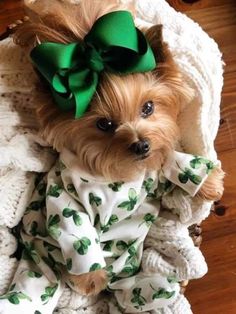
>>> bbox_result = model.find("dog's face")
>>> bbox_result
[38,69,187,181]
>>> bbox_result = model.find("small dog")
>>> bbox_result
[13,0,224,299]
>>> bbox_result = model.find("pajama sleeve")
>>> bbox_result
[161,151,218,197]
[46,176,106,275]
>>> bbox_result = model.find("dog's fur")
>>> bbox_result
[13,0,224,296]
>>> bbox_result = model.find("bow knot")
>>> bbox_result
[30,11,156,118]
[85,46,104,72]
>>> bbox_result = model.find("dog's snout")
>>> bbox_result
[130,140,150,155]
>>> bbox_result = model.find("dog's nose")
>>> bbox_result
[130,140,150,155]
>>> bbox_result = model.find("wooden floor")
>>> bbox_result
[0,1,236,313]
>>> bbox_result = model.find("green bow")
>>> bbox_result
[30,11,156,118]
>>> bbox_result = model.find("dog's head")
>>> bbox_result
[14,0,193,181]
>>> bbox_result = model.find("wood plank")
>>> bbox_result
[0,0,24,34]
[186,148,236,313]
[166,0,235,11]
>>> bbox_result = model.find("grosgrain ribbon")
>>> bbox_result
[30,11,156,118]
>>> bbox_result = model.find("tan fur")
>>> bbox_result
[13,0,224,296]
[197,167,225,201]
[66,269,108,296]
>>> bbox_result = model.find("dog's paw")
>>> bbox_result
[66,269,108,296]
[197,167,225,201]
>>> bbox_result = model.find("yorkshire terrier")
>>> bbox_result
[12,0,224,299]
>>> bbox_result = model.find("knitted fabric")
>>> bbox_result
[0,0,223,313]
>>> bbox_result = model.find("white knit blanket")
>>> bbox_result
[0,0,223,313]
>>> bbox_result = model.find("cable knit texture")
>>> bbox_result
[0,0,223,313]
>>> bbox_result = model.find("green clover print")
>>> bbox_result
[62,207,83,226]
[106,265,122,284]
[47,184,63,198]
[142,178,157,197]
[176,161,202,185]
[101,214,119,232]
[26,200,45,213]
[29,221,48,237]
[36,182,47,196]
[47,214,61,239]
[108,181,124,192]
[118,188,138,211]
[66,258,72,271]
[40,283,58,304]
[139,213,156,228]
[89,263,102,271]
[150,284,175,300]
[0,284,32,305]
[67,183,79,197]
[190,156,215,174]
[89,193,102,207]
[122,245,140,276]
[103,240,114,252]
[131,287,147,310]
[73,236,91,255]
[23,242,40,264]
[27,271,42,278]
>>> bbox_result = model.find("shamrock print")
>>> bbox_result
[41,254,62,280]
[47,214,61,239]
[150,284,175,300]
[101,214,119,232]
[73,236,91,255]
[139,213,156,228]
[43,241,57,252]
[89,193,102,207]
[27,271,42,278]
[89,263,102,271]
[118,188,138,211]
[62,207,83,226]
[167,276,178,284]
[158,179,173,193]
[29,221,39,236]
[36,182,47,196]
[178,167,202,185]
[23,242,40,264]
[115,239,135,251]
[29,221,48,237]
[122,245,140,276]
[108,181,124,192]
[103,240,114,252]
[66,258,72,271]
[142,178,157,197]
[26,200,45,213]
[0,284,32,304]
[47,184,63,198]
[190,156,215,174]
[131,287,147,310]
[67,183,79,197]
[40,283,58,304]
[106,265,121,284]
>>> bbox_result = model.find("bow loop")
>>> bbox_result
[30,11,156,118]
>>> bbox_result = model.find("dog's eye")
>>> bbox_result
[96,118,116,132]
[141,101,154,118]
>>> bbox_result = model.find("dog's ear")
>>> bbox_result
[145,24,167,64]
[145,24,179,79]
[145,24,195,109]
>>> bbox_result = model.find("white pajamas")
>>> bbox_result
[0,149,215,313]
